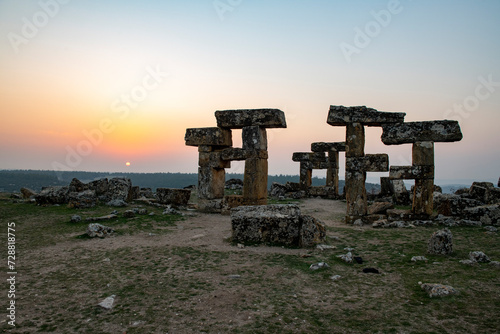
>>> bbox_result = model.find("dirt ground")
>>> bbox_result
[1,197,499,333]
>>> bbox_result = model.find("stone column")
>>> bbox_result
[412,141,434,215]
[345,123,366,220]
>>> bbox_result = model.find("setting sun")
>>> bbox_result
[125,162,131,166]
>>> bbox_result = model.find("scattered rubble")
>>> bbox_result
[420,283,458,298]
[86,223,114,238]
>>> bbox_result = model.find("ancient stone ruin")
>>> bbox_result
[291,142,346,198]
[185,109,286,212]
[327,105,405,223]
[381,120,463,217]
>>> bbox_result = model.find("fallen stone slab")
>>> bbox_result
[368,202,394,215]
[381,120,463,145]
[20,187,37,199]
[67,190,97,209]
[230,204,326,247]
[463,204,500,226]
[215,109,287,129]
[85,214,118,222]
[327,105,405,126]
[156,188,191,205]
[434,193,483,216]
[35,186,69,205]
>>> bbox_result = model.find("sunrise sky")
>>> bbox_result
[1,0,499,184]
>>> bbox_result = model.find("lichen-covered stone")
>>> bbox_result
[156,188,191,205]
[292,152,327,162]
[311,142,346,152]
[35,186,69,205]
[107,178,132,202]
[327,105,405,126]
[428,228,453,255]
[346,154,389,172]
[299,215,326,248]
[67,190,97,209]
[421,283,458,298]
[68,178,89,193]
[185,127,232,147]
[198,167,225,200]
[231,205,326,247]
[86,223,114,238]
[463,204,500,226]
[231,205,302,245]
[469,251,490,263]
[389,165,435,180]
[198,151,231,168]
[434,193,483,216]
[242,125,267,150]
[381,120,463,145]
[215,109,286,129]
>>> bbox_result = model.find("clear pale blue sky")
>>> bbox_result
[1,0,499,184]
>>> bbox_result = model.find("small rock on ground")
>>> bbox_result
[469,251,491,263]
[309,262,329,270]
[98,295,116,309]
[411,256,428,262]
[420,283,458,298]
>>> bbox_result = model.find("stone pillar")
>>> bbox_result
[412,142,434,215]
[382,120,463,217]
[345,123,366,221]
[327,105,406,223]
[311,142,346,196]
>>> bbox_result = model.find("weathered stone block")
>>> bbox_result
[464,204,500,226]
[198,167,225,199]
[389,166,435,180]
[242,125,267,150]
[231,205,326,247]
[412,142,434,165]
[346,154,389,172]
[345,123,365,157]
[311,142,346,152]
[428,228,453,255]
[292,152,327,162]
[299,215,327,248]
[368,202,394,215]
[107,178,133,202]
[35,186,69,205]
[20,187,36,199]
[215,109,287,129]
[243,156,268,205]
[156,188,191,205]
[231,205,302,245]
[381,120,463,145]
[327,105,405,126]
[185,127,232,147]
[434,193,483,216]
[198,151,231,168]
[221,148,268,161]
[67,190,97,209]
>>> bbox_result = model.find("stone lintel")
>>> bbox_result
[327,105,405,126]
[185,127,232,147]
[311,142,346,152]
[346,154,389,172]
[381,120,463,145]
[301,161,330,170]
[215,109,287,129]
[389,166,434,180]
[292,152,327,162]
[222,148,268,161]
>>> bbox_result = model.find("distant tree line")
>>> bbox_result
[0,169,379,193]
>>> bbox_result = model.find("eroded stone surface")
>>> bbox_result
[421,283,458,298]
[381,120,463,145]
[156,188,191,205]
[185,127,232,147]
[215,109,286,129]
[428,229,453,255]
[311,142,346,153]
[327,105,405,126]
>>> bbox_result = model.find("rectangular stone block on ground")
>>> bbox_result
[327,105,405,126]
[185,127,232,147]
[156,188,191,205]
[215,109,287,129]
[231,204,302,245]
[381,120,463,145]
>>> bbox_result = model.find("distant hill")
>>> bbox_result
[0,169,380,193]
